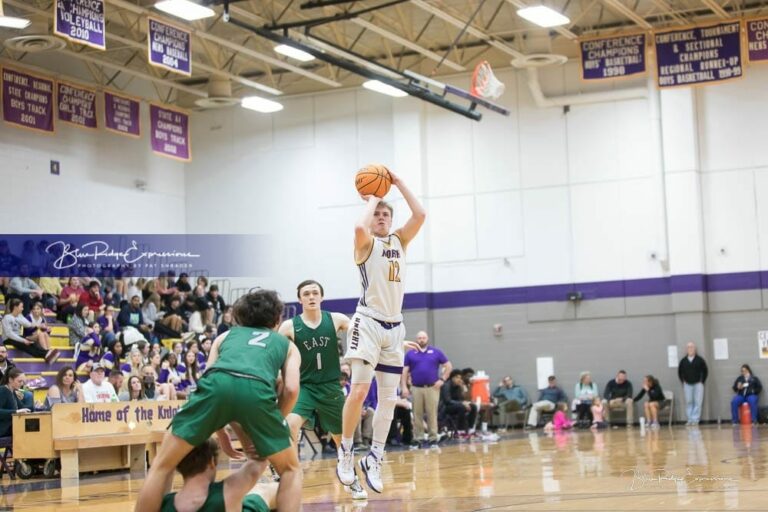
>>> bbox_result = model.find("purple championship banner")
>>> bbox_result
[1,67,55,134]
[104,91,140,137]
[580,33,646,80]
[57,81,97,129]
[0,235,271,278]
[149,103,191,161]
[746,17,768,62]
[54,0,106,50]
[147,17,192,76]
[655,21,743,88]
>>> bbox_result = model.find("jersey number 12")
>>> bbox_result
[388,261,401,282]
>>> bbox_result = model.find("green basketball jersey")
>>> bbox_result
[208,326,289,385]
[161,481,225,512]
[292,311,341,385]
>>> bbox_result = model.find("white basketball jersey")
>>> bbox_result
[356,234,406,323]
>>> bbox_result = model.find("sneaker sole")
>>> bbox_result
[358,458,383,494]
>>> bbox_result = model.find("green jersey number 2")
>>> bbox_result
[248,332,269,347]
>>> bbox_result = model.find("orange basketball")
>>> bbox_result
[355,164,392,198]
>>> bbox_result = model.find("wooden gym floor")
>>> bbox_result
[2,425,766,511]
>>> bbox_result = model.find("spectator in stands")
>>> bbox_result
[387,389,413,447]
[45,366,82,408]
[159,352,184,389]
[340,371,350,397]
[0,346,16,383]
[75,322,102,372]
[37,263,62,311]
[2,298,60,364]
[101,337,124,376]
[0,240,20,275]
[79,281,103,316]
[171,341,184,359]
[441,369,478,438]
[178,349,202,398]
[634,375,665,429]
[217,307,234,336]
[175,273,192,298]
[355,378,377,450]
[120,375,148,401]
[118,295,152,340]
[199,334,213,364]
[58,277,84,313]
[121,345,144,378]
[108,371,124,396]
[141,364,176,400]
[573,371,599,428]
[124,278,143,303]
[206,285,226,323]
[81,363,118,403]
[188,299,212,335]
[678,342,708,426]
[731,364,762,425]
[493,376,530,421]
[68,303,90,347]
[603,370,635,426]
[97,305,119,346]
[156,296,185,340]
[8,263,43,314]
[142,293,162,330]
[527,376,568,428]
[194,276,208,297]
[0,368,29,436]
[401,330,452,448]
[149,352,162,375]
[23,300,52,352]
[155,273,177,302]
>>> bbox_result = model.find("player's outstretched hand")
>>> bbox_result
[216,428,246,461]
[404,340,419,352]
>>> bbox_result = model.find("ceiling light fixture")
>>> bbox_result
[274,44,315,62]
[516,5,570,27]
[0,0,30,29]
[362,80,408,98]
[241,96,284,113]
[154,0,215,21]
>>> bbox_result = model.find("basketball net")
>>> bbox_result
[470,60,506,100]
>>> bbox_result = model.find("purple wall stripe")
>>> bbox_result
[289,269,768,314]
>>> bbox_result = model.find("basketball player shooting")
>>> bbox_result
[336,168,426,493]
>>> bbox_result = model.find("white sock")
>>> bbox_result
[342,437,354,452]
[371,441,385,460]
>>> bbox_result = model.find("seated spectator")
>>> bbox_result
[0,346,16,384]
[217,307,234,336]
[340,370,351,397]
[159,352,184,389]
[634,375,665,429]
[108,370,124,396]
[68,303,90,347]
[81,363,118,403]
[573,371,599,428]
[194,276,208,298]
[140,364,176,401]
[149,352,163,375]
[460,368,475,400]
[186,339,202,365]
[121,345,145,379]
[188,299,211,335]
[101,338,124,376]
[590,397,607,430]
[120,375,148,401]
[731,364,762,425]
[198,333,213,364]
[441,369,478,437]
[527,376,568,428]
[0,368,30,436]
[8,263,43,314]
[387,388,413,447]
[178,349,202,398]
[75,323,102,372]
[142,293,162,330]
[79,280,103,316]
[97,304,120,346]
[206,284,226,324]
[156,296,185,340]
[58,277,84,315]
[37,265,62,311]
[493,376,529,417]
[154,273,177,301]
[118,295,152,341]
[23,300,52,353]
[355,378,376,450]
[602,370,635,426]
[171,341,184,359]
[2,298,60,364]
[174,272,192,298]
[124,278,143,303]
[45,366,82,408]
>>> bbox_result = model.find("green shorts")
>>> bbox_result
[171,371,291,458]
[243,493,270,512]
[291,380,345,434]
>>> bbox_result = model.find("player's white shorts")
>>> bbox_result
[344,312,406,376]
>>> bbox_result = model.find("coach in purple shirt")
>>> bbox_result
[401,331,453,447]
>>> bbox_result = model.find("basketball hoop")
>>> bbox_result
[471,60,506,100]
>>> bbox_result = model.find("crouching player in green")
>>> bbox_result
[135,289,302,512]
